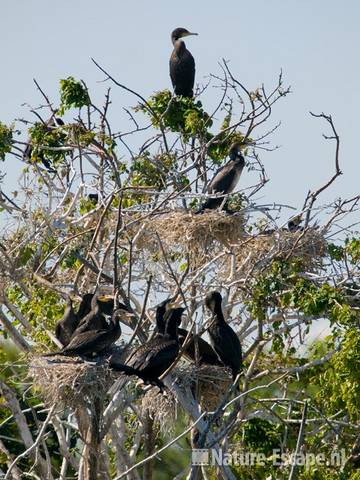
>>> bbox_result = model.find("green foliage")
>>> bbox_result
[345,236,360,264]
[242,418,284,455]
[247,258,359,331]
[58,76,90,115]
[67,123,95,147]
[79,196,97,215]
[317,327,360,421]
[226,193,246,212]
[6,285,63,346]
[97,132,117,154]
[328,236,360,265]
[327,242,344,261]
[28,121,67,164]
[0,121,13,160]
[136,89,212,138]
[60,248,81,270]
[17,244,36,266]
[121,151,178,207]
[130,152,175,190]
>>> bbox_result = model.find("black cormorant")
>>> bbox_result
[71,294,114,337]
[55,297,79,347]
[109,307,183,389]
[46,309,123,357]
[88,193,99,204]
[170,27,198,98]
[205,291,242,381]
[288,215,303,232]
[155,300,223,366]
[76,293,95,322]
[196,143,245,214]
[23,116,64,172]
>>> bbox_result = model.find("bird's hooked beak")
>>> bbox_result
[166,300,182,309]
[97,295,113,302]
[182,31,198,38]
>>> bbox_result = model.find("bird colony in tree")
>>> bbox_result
[27,27,326,404]
[0,21,347,480]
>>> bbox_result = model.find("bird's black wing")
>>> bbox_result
[128,340,178,374]
[209,323,242,372]
[64,328,107,351]
[208,161,240,194]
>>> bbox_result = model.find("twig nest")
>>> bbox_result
[223,227,327,281]
[29,355,116,410]
[140,388,178,434]
[175,364,233,411]
[130,209,246,264]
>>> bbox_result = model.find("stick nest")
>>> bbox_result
[140,388,178,434]
[225,228,327,280]
[141,364,233,427]
[29,355,116,410]
[175,364,233,411]
[130,210,245,264]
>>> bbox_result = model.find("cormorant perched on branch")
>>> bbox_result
[155,300,223,366]
[196,143,245,214]
[170,27,198,98]
[23,115,64,172]
[55,297,79,347]
[46,309,123,357]
[109,307,183,390]
[205,291,242,381]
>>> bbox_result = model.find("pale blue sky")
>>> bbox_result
[1,0,359,221]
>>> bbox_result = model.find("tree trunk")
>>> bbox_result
[78,398,103,480]
[143,409,156,480]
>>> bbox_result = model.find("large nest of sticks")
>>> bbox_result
[140,388,178,434]
[29,355,116,410]
[175,364,233,411]
[129,210,246,264]
[140,364,232,431]
[225,227,327,280]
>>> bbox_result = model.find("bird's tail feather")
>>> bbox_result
[108,362,140,396]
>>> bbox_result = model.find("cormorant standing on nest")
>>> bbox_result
[155,300,223,366]
[170,27,198,98]
[76,293,95,322]
[205,291,242,381]
[88,193,99,204]
[196,143,245,214]
[109,307,183,390]
[55,297,79,347]
[288,215,303,232]
[23,115,64,172]
[45,309,123,357]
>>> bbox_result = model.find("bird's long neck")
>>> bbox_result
[63,302,74,321]
[173,39,186,55]
[91,303,101,317]
[156,309,166,334]
[212,305,225,323]
[111,313,121,333]
[165,318,178,340]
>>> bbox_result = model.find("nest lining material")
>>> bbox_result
[29,355,116,409]
[127,210,245,258]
